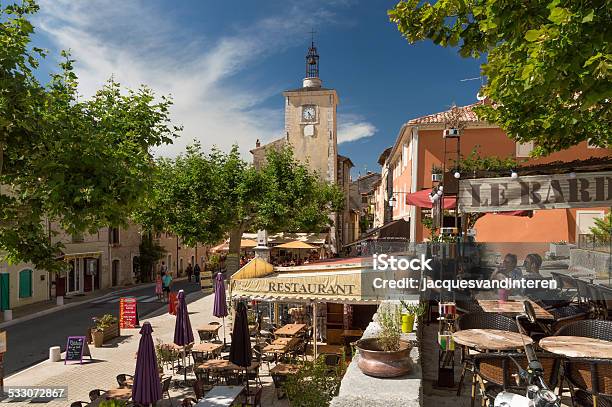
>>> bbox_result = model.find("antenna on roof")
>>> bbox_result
[460,76,486,101]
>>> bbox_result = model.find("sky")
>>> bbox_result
[33,0,484,178]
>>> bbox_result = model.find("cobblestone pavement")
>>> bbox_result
[5,291,289,407]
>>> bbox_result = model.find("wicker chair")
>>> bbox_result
[456,312,519,332]
[554,319,612,341]
[473,352,561,406]
[563,358,612,407]
[456,313,519,402]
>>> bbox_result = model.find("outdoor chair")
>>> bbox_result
[322,353,341,373]
[271,373,288,399]
[192,379,212,400]
[473,352,561,407]
[161,377,173,405]
[198,330,214,343]
[455,313,519,399]
[88,389,105,402]
[290,339,309,362]
[181,398,198,407]
[554,319,612,341]
[562,357,612,407]
[222,371,242,386]
[116,373,133,388]
[242,385,263,407]
[589,284,612,320]
[208,321,221,341]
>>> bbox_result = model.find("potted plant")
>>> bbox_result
[355,304,412,378]
[91,314,119,347]
[431,165,443,182]
[400,301,426,333]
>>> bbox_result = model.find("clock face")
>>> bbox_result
[302,105,316,121]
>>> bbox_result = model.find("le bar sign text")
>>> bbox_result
[458,171,612,212]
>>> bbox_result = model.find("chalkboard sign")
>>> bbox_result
[64,336,91,364]
[120,297,139,329]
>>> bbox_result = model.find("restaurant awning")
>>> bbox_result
[406,189,457,209]
[274,241,317,250]
[230,259,382,304]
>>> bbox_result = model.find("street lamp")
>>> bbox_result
[388,195,397,208]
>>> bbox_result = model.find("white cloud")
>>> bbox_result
[338,115,377,143]
[35,0,345,159]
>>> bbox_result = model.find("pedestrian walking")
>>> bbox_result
[193,262,201,286]
[155,273,163,301]
[186,262,193,282]
[162,272,173,303]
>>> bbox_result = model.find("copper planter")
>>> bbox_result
[356,338,413,378]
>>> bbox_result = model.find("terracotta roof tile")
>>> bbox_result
[407,101,484,125]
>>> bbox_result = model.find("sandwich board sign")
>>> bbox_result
[119,297,139,329]
[65,336,91,364]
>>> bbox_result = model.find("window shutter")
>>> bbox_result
[19,269,33,298]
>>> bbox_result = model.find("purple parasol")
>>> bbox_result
[213,273,228,346]
[174,289,194,384]
[213,273,228,318]
[132,322,162,405]
[174,290,194,346]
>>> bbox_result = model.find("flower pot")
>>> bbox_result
[401,314,415,333]
[355,338,413,378]
[92,330,104,348]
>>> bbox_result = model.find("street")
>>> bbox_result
[4,279,203,375]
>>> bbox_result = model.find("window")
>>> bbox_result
[402,144,409,168]
[516,141,535,157]
[19,269,33,298]
[109,228,120,245]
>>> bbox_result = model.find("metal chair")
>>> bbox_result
[242,385,263,407]
[161,377,173,406]
[116,373,133,388]
[271,373,288,399]
[198,330,214,343]
[88,389,105,401]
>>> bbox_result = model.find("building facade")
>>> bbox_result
[251,42,356,252]
[375,101,612,243]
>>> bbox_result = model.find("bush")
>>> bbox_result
[284,358,344,407]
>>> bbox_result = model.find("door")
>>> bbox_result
[68,260,76,293]
[576,210,605,242]
[0,274,9,311]
[112,260,120,286]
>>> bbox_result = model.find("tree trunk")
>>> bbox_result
[226,226,244,277]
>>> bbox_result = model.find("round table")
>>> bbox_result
[539,336,612,359]
[453,329,533,351]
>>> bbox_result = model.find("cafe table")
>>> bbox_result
[193,342,223,356]
[453,329,533,351]
[198,359,260,372]
[477,299,554,320]
[270,363,302,376]
[195,385,244,407]
[263,337,300,354]
[539,336,612,359]
[88,388,132,406]
[198,324,222,334]
[274,323,306,337]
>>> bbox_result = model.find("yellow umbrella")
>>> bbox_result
[210,239,258,252]
[275,240,316,250]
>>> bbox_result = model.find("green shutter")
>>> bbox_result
[19,269,32,298]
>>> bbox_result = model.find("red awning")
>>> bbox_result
[406,189,456,209]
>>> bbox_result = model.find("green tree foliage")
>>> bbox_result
[137,232,166,283]
[590,212,612,243]
[135,143,344,274]
[389,0,611,155]
[0,1,180,271]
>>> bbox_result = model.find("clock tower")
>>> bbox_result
[282,41,339,183]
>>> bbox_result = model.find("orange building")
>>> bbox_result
[376,101,611,244]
